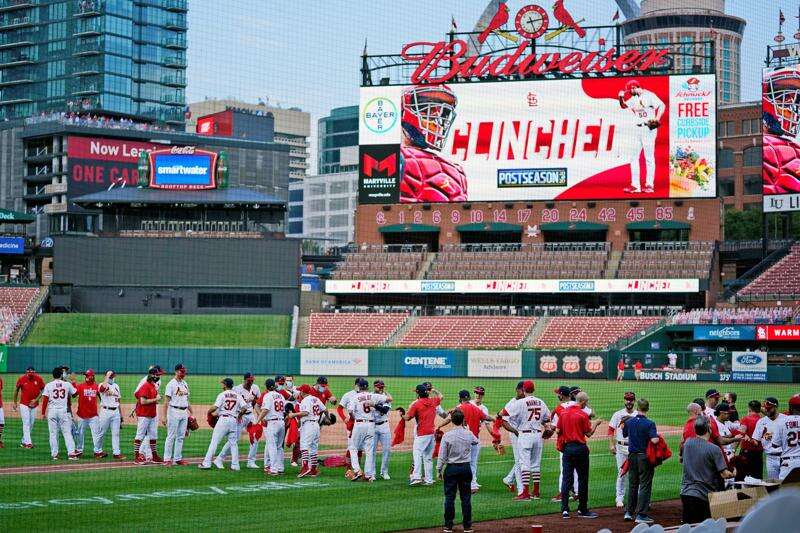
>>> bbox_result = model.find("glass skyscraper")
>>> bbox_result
[317,105,357,175]
[0,0,187,123]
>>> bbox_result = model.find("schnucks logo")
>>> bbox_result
[736,353,763,366]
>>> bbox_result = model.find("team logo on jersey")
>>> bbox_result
[539,355,557,373]
[585,356,603,374]
[562,355,580,374]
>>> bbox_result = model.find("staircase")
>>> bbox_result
[605,250,622,279]
[416,252,436,280]
[385,315,417,346]
[523,316,550,347]
[12,286,49,345]
[727,240,795,301]
[295,315,309,348]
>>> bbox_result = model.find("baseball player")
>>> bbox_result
[311,376,338,406]
[618,79,665,194]
[162,364,193,467]
[276,375,302,467]
[132,365,165,461]
[199,378,247,471]
[96,370,125,459]
[370,379,393,480]
[468,386,494,492]
[608,392,639,508]
[218,373,261,469]
[347,378,391,481]
[338,378,361,477]
[288,384,327,478]
[704,389,721,419]
[256,378,286,475]
[41,367,78,460]
[74,369,101,458]
[499,380,549,500]
[438,390,494,493]
[133,372,162,465]
[13,366,44,448]
[769,394,800,480]
[755,397,786,480]
[551,386,579,501]
[500,382,526,496]
[402,383,443,486]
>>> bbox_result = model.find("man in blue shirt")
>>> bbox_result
[622,398,659,524]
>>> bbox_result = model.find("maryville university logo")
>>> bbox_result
[562,355,580,374]
[585,356,603,374]
[362,153,397,177]
[539,355,557,374]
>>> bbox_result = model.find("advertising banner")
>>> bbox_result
[693,325,756,341]
[149,148,217,190]
[0,344,6,373]
[299,349,368,376]
[401,350,455,377]
[535,351,606,379]
[756,324,800,341]
[763,65,800,212]
[0,237,25,255]
[731,350,767,382]
[634,370,732,382]
[326,278,700,294]
[468,350,522,378]
[359,74,715,203]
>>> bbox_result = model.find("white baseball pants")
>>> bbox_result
[47,409,76,458]
[135,416,157,443]
[75,416,100,454]
[164,407,188,462]
[370,421,392,477]
[503,433,524,496]
[97,407,121,455]
[469,441,481,489]
[19,404,35,446]
[766,454,781,480]
[299,421,321,468]
[411,434,435,483]
[630,125,657,190]
[263,420,285,473]
[518,432,543,491]
[220,413,258,464]
[202,416,240,468]
[615,444,629,502]
[350,421,376,477]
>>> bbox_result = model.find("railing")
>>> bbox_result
[0,0,35,12]
[164,14,186,30]
[74,0,103,17]
[0,28,33,47]
[0,14,33,29]
[160,74,186,86]
[71,79,100,94]
[0,66,33,84]
[73,38,102,55]
[345,243,428,254]
[73,19,102,36]
[162,54,186,67]
[164,0,187,12]
[161,36,186,49]
[726,240,795,299]
[160,92,184,105]
[12,285,47,346]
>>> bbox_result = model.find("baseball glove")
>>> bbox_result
[319,412,337,426]
[541,427,555,440]
[493,442,506,455]
[187,416,199,431]
[646,119,660,130]
[207,412,218,428]
[374,402,391,416]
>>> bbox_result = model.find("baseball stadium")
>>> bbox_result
[0,1,799,532]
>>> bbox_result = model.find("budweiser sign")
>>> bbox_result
[400,41,670,85]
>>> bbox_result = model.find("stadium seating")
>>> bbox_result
[396,316,536,348]
[533,316,660,349]
[616,241,714,279]
[738,244,800,299]
[331,249,427,280]
[306,312,409,347]
[672,307,796,324]
[427,242,609,280]
[0,287,40,343]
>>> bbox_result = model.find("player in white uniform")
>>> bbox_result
[756,397,787,480]
[162,364,193,467]
[41,367,78,460]
[770,394,800,480]
[469,386,492,492]
[219,373,262,468]
[133,365,164,461]
[618,79,665,194]
[289,384,327,478]
[199,378,247,471]
[370,379,393,480]
[608,392,639,508]
[339,379,360,476]
[500,380,550,500]
[347,378,390,481]
[703,389,721,420]
[96,370,125,459]
[257,378,286,475]
[500,383,526,496]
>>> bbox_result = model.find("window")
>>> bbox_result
[48,2,67,20]
[330,181,348,194]
[719,121,734,137]
[743,174,762,195]
[198,293,272,309]
[719,179,734,197]
[329,197,349,211]
[308,216,325,230]
[288,205,303,218]
[46,80,65,98]
[288,221,303,234]
[307,199,325,213]
[718,148,734,168]
[329,214,349,228]
[47,61,65,78]
[308,183,326,196]
[288,189,303,202]
[741,118,760,136]
[743,146,761,167]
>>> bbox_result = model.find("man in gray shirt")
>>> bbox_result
[680,415,735,524]
[437,409,478,533]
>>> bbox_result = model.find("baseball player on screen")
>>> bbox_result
[96,370,125,459]
[41,367,79,460]
[256,378,286,475]
[769,394,800,480]
[608,392,639,508]
[218,372,261,469]
[199,378,247,471]
[618,79,665,194]
[162,364,193,467]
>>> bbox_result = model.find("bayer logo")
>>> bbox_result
[363,97,397,134]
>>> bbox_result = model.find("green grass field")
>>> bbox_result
[0,376,796,532]
[23,314,291,347]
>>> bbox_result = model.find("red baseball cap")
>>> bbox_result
[789,394,800,408]
[624,392,636,401]
[522,380,535,393]
[473,386,485,396]
[625,80,641,91]
[84,369,95,378]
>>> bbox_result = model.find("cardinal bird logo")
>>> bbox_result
[546,0,586,40]
[478,2,519,44]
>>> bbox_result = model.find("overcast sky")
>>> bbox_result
[186,0,786,172]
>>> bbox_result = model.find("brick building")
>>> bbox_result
[717,101,762,213]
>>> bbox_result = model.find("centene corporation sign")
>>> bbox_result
[400,40,671,85]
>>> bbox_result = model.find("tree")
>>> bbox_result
[724,208,762,240]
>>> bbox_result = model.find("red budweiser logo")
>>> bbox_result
[400,41,670,85]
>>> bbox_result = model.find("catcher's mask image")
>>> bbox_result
[763,66,800,139]
[402,84,457,151]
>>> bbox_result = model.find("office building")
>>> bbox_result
[318,105,357,175]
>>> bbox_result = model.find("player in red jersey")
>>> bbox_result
[133,374,162,465]
[403,383,443,485]
[400,84,467,203]
[74,369,102,458]
[438,389,494,493]
[13,366,45,448]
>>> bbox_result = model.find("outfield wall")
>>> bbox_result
[6,346,797,382]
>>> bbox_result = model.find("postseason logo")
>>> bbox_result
[497,168,567,188]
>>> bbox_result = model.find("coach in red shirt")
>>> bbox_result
[75,370,101,457]
[556,391,602,519]
[403,383,443,485]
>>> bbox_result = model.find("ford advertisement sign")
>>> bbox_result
[693,325,756,341]
[731,350,767,382]
[401,350,454,377]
